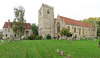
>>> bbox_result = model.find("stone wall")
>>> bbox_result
[3,28,32,39]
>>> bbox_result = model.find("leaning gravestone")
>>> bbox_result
[60,51,64,56]
[57,49,60,54]
[1,40,4,43]
[66,54,71,58]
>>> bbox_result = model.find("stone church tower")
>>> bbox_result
[38,4,54,38]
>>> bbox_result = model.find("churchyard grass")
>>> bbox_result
[0,39,100,58]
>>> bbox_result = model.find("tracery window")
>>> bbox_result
[57,22,60,33]
[74,27,76,33]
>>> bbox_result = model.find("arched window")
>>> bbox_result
[57,22,60,33]
[79,28,81,35]
[47,9,50,14]
[74,27,76,33]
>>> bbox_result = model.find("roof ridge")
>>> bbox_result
[59,16,94,28]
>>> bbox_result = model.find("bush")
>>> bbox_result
[36,36,43,40]
[26,34,36,40]
[46,34,51,39]
[22,37,30,40]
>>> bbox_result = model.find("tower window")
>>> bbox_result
[47,9,50,14]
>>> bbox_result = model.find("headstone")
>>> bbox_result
[78,38,80,40]
[1,40,4,43]
[59,38,61,40]
[0,43,1,45]
[57,49,60,54]
[60,51,64,56]
[66,54,71,58]
[93,39,97,42]
[8,40,10,43]
[69,40,72,43]
[83,38,85,40]
[56,38,57,40]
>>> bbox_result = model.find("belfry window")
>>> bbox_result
[57,22,60,33]
[47,9,50,14]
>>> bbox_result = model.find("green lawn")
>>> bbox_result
[0,39,100,58]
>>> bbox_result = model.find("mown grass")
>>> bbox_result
[0,39,100,58]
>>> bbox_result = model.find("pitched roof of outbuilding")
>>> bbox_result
[55,16,94,28]
[3,22,31,29]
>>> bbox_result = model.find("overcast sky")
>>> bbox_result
[0,0,100,29]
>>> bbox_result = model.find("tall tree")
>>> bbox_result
[31,24,38,36]
[12,6,25,39]
[60,28,71,37]
[0,34,3,39]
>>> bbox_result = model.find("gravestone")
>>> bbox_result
[1,40,4,43]
[93,39,97,42]
[56,38,57,40]
[69,39,72,43]
[66,54,71,58]
[78,38,80,40]
[0,43,1,45]
[59,38,62,40]
[8,40,10,43]
[60,51,64,56]
[57,49,60,54]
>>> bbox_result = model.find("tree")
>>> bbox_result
[31,24,38,36]
[82,17,100,36]
[0,34,3,39]
[60,28,71,37]
[12,6,25,39]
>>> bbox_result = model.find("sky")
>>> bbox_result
[0,0,100,29]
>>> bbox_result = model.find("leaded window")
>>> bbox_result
[57,22,60,33]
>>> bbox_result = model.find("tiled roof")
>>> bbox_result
[3,22,31,29]
[56,16,94,28]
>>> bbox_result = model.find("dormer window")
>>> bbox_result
[47,9,50,14]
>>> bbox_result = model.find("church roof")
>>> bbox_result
[3,22,31,29]
[57,16,94,28]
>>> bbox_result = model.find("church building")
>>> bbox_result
[38,4,97,39]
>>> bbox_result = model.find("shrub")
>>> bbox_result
[27,34,36,40]
[46,34,51,39]
[23,37,29,40]
[36,36,43,40]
